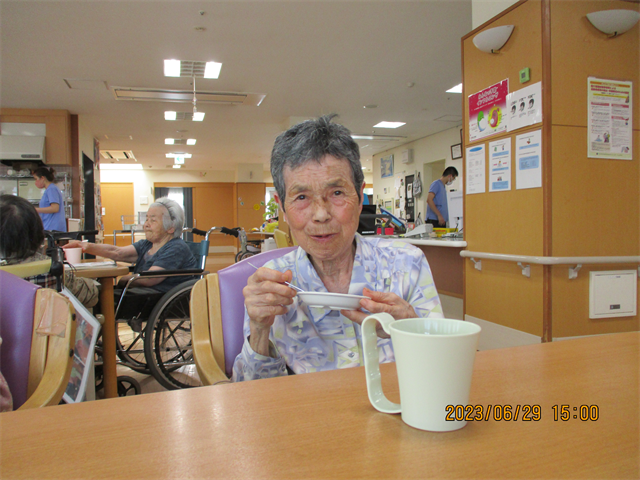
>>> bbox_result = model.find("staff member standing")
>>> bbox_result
[32,166,66,232]
[426,166,458,227]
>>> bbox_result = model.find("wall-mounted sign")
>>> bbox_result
[507,81,542,132]
[381,154,394,178]
[468,79,509,142]
[489,138,512,192]
[587,77,632,161]
[515,130,542,190]
[466,145,486,195]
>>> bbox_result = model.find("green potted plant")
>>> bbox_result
[263,198,278,220]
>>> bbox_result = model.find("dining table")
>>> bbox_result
[1,332,638,479]
[71,260,130,399]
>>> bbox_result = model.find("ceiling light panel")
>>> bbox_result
[166,153,192,158]
[164,60,222,79]
[165,139,193,145]
[165,112,204,121]
[112,87,266,106]
[374,122,406,129]
[351,135,405,142]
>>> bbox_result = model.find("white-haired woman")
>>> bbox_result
[64,197,198,293]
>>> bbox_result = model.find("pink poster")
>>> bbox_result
[468,79,509,142]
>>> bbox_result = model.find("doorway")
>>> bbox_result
[101,183,135,246]
[82,153,95,243]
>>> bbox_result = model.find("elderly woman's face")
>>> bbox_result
[277,155,363,263]
[144,205,173,244]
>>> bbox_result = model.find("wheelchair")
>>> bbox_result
[113,226,217,390]
[216,226,261,263]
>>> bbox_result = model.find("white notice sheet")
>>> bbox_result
[489,138,512,192]
[587,77,632,160]
[515,130,542,190]
[466,145,486,195]
[507,82,542,132]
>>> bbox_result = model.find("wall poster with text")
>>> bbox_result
[468,79,509,142]
[588,77,632,160]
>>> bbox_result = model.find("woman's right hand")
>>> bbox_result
[243,266,296,356]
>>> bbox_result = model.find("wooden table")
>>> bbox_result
[72,261,129,399]
[1,333,638,479]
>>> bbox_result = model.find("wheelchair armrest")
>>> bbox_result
[137,269,205,277]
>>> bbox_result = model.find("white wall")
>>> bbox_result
[472,0,519,29]
[372,126,463,222]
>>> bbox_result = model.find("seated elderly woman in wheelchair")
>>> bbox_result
[64,197,198,323]
[232,115,444,382]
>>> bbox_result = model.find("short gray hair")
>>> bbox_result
[270,114,364,209]
[150,197,184,238]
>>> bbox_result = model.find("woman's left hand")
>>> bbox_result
[341,287,417,338]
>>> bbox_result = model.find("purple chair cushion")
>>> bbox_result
[218,247,297,377]
[0,270,39,409]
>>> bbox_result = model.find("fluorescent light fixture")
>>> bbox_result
[351,134,404,141]
[99,163,143,170]
[187,139,197,145]
[447,83,463,93]
[164,111,177,121]
[586,9,640,37]
[166,153,192,158]
[164,59,181,77]
[192,112,205,121]
[174,157,185,165]
[204,61,222,79]
[165,138,175,145]
[173,165,182,169]
[373,121,406,129]
[473,25,514,54]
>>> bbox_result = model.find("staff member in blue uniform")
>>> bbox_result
[32,166,66,232]
[425,166,458,227]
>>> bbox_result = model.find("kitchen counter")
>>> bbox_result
[380,235,465,297]
[387,236,467,248]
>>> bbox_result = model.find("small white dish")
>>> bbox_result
[297,292,369,311]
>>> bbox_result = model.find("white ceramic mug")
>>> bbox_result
[362,312,481,432]
[64,247,82,265]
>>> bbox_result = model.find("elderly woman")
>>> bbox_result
[232,115,443,381]
[64,197,198,293]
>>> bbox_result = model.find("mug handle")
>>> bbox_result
[362,312,401,414]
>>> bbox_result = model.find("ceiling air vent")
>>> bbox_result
[100,150,136,161]
[111,87,266,107]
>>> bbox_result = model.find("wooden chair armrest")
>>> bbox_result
[191,278,229,386]
[20,292,76,409]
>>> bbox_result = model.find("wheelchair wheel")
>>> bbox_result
[116,318,149,374]
[117,376,141,396]
[236,250,256,262]
[144,280,202,390]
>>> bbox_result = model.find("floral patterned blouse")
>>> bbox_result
[232,234,443,381]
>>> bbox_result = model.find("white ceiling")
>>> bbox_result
[0,0,471,173]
